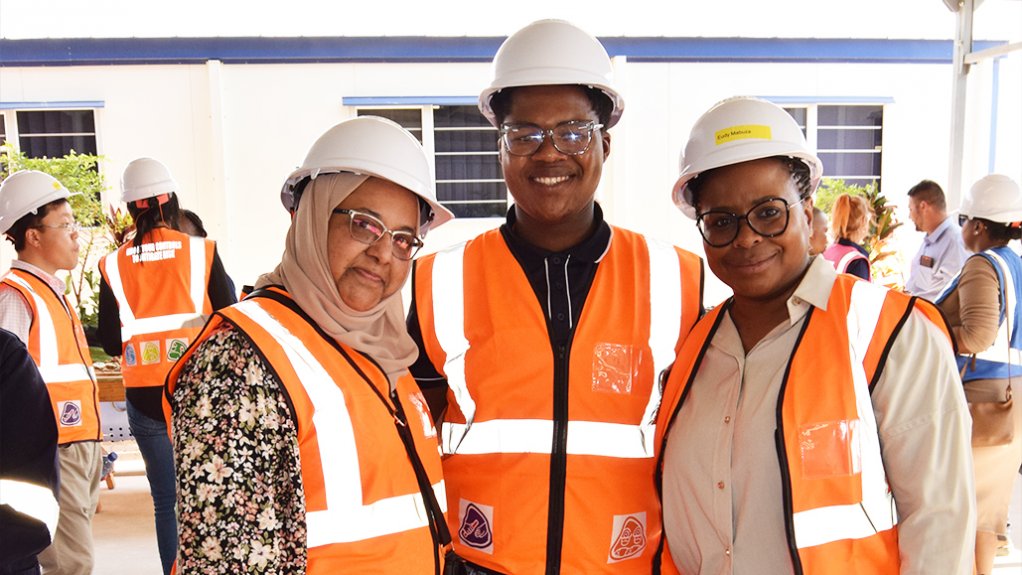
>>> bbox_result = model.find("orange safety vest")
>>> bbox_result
[654,274,951,575]
[98,228,214,388]
[414,227,703,574]
[165,288,446,574]
[1,269,101,444]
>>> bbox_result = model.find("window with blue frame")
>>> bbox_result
[358,106,506,218]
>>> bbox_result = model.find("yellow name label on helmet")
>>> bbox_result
[715,125,772,145]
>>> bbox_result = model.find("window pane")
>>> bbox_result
[435,129,499,153]
[434,106,493,128]
[435,154,502,181]
[819,151,881,179]
[0,115,6,142]
[818,105,882,127]
[817,128,882,150]
[15,110,98,158]
[17,110,96,135]
[437,181,507,218]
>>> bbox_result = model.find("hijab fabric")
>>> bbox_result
[256,172,419,385]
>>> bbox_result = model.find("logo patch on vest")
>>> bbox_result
[408,391,437,439]
[124,344,137,366]
[166,338,188,362]
[458,500,494,554]
[140,341,161,365]
[607,512,647,563]
[58,400,83,427]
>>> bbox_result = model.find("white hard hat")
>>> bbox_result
[0,170,72,235]
[672,96,823,219]
[478,19,625,129]
[121,158,178,203]
[280,116,454,234]
[960,174,1022,223]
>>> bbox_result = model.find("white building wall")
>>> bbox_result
[2,54,1019,305]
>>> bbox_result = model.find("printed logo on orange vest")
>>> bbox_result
[140,341,161,365]
[458,500,494,554]
[607,512,647,563]
[58,400,83,427]
[166,338,188,362]
[124,343,137,366]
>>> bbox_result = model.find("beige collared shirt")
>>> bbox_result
[662,256,975,574]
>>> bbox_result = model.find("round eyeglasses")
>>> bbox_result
[696,197,805,248]
[32,221,82,234]
[332,208,424,261]
[499,120,603,156]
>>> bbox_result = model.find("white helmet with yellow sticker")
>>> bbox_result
[672,96,823,219]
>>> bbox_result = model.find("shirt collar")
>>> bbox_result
[784,256,837,325]
[12,259,67,295]
[500,202,612,263]
[925,216,956,245]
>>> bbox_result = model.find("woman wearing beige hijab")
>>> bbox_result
[166,117,454,575]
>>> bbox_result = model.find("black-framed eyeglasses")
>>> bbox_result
[696,197,806,248]
[498,120,604,156]
[958,214,971,227]
[32,221,81,234]
[332,209,424,261]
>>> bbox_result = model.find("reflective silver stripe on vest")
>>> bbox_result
[431,243,475,454]
[975,250,1022,366]
[0,478,59,541]
[105,237,208,341]
[444,419,656,458]
[643,236,683,455]
[233,300,445,546]
[4,275,92,383]
[433,235,683,459]
[792,281,897,548]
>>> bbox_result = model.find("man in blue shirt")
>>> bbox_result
[905,180,970,301]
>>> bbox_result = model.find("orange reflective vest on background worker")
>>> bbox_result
[655,274,951,574]
[414,227,703,574]
[1,269,100,444]
[98,227,214,388]
[166,288,446,574]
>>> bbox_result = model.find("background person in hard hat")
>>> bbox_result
[406,19,704,575]
[934,174,1022,575]
[654,96,974,575]
[166,116,454,574]
[905,179,970,301]
[0,170,103,575]
[0,327,59,575]
[821,193,873,281]
[96,158,237,575]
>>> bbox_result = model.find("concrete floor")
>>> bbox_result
[90,452,1022,574]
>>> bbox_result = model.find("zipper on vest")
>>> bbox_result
[545,341,570,575]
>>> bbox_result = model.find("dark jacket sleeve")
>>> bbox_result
[207,246,238,311]
[405,268,449,423]
[0,328,59,567]
[97,275,123,357]
[847,258,871,281]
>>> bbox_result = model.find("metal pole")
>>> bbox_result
[947,0,974,208]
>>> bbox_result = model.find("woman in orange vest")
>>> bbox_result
[96,158,237,575]
[655,97,974,574]
[166,116,455,574]
[822,193,873,281]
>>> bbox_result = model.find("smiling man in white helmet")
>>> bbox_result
[406,19,704,575]
[0,170,102,575]
[653,96,974,574]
